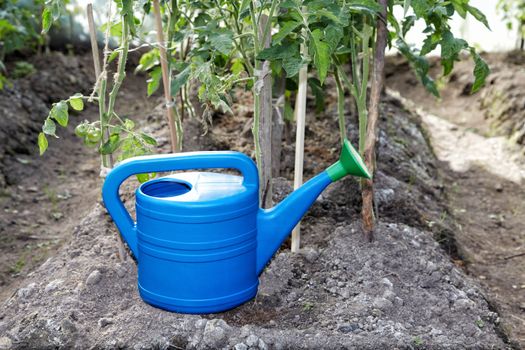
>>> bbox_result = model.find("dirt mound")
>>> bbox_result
[0,206,504,349]
[0,89,508,348]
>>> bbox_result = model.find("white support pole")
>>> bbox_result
[291,45,308,253]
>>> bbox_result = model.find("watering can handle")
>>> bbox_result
[101,151,259,258]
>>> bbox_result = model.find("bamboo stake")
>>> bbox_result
[362,0,388,241]
[87,4,101,78]
[87,3,113,170]
[291,41,308,253]
[152,0,179,152]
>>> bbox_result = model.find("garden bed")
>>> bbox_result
[0,75,508,348]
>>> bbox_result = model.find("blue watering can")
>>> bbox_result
[102,139,370,314]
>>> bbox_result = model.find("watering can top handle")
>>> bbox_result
[105,151,259,187]
[101,151,259,259]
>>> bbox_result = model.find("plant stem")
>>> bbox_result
[334,68,346,145]
[106,20,130,127]
[347,20,372,156]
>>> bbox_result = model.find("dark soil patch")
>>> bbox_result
[0,51,158,301]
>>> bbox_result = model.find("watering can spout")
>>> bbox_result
[256,139,371,274]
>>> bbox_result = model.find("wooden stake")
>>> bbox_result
[272,72,285,177]
[291,43,308,253]
[362,0,388,241]
[152,0,179,152]
[258,15,273,209]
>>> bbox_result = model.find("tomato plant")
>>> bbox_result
[37,0,491,239]
[39,0,158,177]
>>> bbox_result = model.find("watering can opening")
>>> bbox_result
[141,178,192,198]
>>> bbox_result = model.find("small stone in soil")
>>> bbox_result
[17,282,37,300]
[245,334,259,347]
[86,270,102,285]
[338,324,359,333]
[98,318,113,328]
[44,279,63,293]
[0,337,12,350]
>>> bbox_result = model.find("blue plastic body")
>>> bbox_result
[102,151,335,314]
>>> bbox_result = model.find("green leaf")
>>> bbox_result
[42,118,56,136]
[470,49,490,93]
[209,32,234,55]
[51,101,69,127]
[238,0,251,17]
[325,25,344,52]
[257,42,299,60]
[100,21,122,37]
[284,99,294,122]
[124,119,135,130]
[38,132,48,155]
[42,8,52,34]
[282,56,304,78]
[99,133,121,155]
[347,0,381,15]
[231,58,245,75]
[310,29,331,84]
[136,49,159,72]
[466,5,490,30]
[272,21,302,44]
[451,0,467,17]
[421,33,439,55]
[396,38,440,97]
[402,16,416,37]
[147,67,162,96]
[136,173,155,183]
[171,64,191,95]
[440,31,467,61]
[308,77,325,113]
[68,95,84,111]
[411,0,431,18]
[108,50,120,63]
[140,132,157,146]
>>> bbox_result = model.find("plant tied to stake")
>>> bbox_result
[36,0,491,245]
[39,0,160,181]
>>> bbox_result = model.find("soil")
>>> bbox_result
[0,52,158,301]
[386,53,525,348]
[0,51,512,349]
